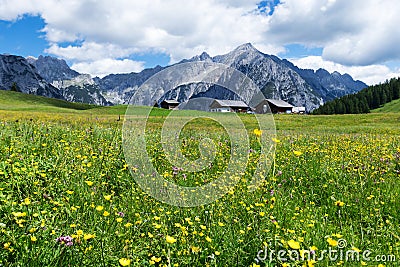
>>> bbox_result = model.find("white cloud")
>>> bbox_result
[1,0,400,82]
[45,42,139,61]
[290,56,400,85]
[267,0,400,66]
[71,58,145,78]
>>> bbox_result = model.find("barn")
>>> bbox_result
[254,99,294,114]
[158,100,180,110]
[209,100,249,113]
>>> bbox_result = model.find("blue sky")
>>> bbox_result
[1,0,400,84]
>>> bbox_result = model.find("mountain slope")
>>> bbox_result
[0,54,63,99]
[29,56,111,106]
[97,43,366,111]
[282,60,367,101]
[313,77,400,114]
[27,55,80,82]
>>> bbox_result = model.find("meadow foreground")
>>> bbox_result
[0,110,399,266]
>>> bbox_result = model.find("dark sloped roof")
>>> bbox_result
[162,100,180,104]
[266,99,293,108]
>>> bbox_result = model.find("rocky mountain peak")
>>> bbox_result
[29,55,80,83]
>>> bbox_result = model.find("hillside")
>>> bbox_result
[372,98,400,113]
[0,90,126,114]
[313,77,400,114]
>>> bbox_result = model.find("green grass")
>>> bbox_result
[0,90,130,115]
[0,96,399,266]
[372,98,400,113]
[0,90,97,111]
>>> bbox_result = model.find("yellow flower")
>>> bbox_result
[119,258,131,266]
[293,150,303,156]
[151,256,161,263]
[124,223,133,228]
[334,201,345,207]
[148,232,154,238]
[76,230,83,236]
[116,218,123,223]
[85,181,93,186]
[332,233,343,238]
[103,211,110,217]
[351,247,361,253]
[96,206,104,211]
[166,235,177,244]
[272,138,281,143]
[12,212,27,217]
[287,239,300,250]
[218,222,225,226]
[30,236,37,242]
[253,129,262,137]
[66,190,74,195]
[84,233,95,240]
[215,251,221,256]
[24,198,31,205]
[104,195,112,201]
[4,242,11,249]
[327,237,338,247]
[205,236,212,242]
[191,246,201,253]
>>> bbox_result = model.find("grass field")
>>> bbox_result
[0,94,399,266]
[372,98,400,113]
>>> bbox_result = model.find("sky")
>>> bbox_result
[1,0,400,85]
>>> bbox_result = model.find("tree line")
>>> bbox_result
[313,77,400,114]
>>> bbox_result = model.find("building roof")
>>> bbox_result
[211,100,249,108]
[265,99,293,108]
[162,100,180,104]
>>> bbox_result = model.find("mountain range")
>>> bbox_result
[0,43,367,111]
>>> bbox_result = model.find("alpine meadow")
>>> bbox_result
[0,91,399,266]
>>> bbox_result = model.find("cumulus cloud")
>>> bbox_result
[290,56,400,85]
[1,0,400,83]
[267,0,400,66]
[71,58,145,78]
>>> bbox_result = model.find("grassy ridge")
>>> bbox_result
[0,90,96,111]
[372,98,400,113]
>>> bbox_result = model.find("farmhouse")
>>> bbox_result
[209,100,249,113]
[158,100,180,110]
[254,99,294,114]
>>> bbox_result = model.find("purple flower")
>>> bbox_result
[56,235,74,246]
[117,212,125,217]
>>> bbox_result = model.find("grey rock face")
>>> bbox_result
[0,54,63,99]
[30,56,111,106]
[97,43,366,111]
[1,43,367,111]
[28,55,80,83]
